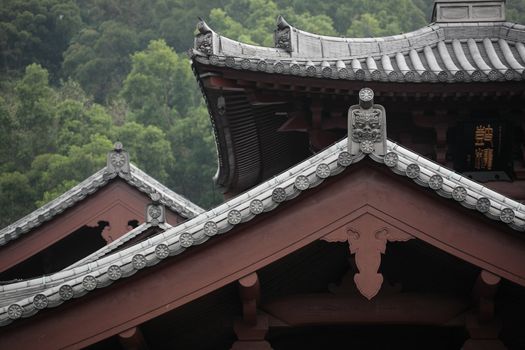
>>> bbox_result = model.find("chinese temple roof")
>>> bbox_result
[0,143,204,246]
[190,0,525,195]
[191,0,525,83]
[1,130,524,325]
[0,221,172,308]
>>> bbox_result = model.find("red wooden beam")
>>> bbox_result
[262,293,468,326]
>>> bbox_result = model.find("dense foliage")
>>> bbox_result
[1,0,524,226]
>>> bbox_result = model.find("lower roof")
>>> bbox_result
[1,135,524,327]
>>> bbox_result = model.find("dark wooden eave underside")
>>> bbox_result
[193,61,525,194]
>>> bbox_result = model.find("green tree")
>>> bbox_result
[0,96,16,172]
[62,21,140,102]
[167,106,219,207]
[0,172,35,227]
[121,39,198,129]
[112,122,175,184]
[55,101,113,153]
[14,64,57,168]
[29,134,113,206]
[0,0,82,77]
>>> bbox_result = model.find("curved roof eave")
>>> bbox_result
[192,18,525,83]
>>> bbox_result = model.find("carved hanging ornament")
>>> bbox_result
[322,214,413,300]
[348,88,387,156]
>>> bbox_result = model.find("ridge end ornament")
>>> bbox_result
[146,203,165,225]
[274,15,293,52]
[348,88,387,157]
[107,142,130,174]
[194,19,214,56]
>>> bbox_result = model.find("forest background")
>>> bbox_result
[1,0,524,227]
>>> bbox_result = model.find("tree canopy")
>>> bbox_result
[1,0,524,226]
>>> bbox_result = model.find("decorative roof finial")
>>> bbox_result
[107,142,130,174]
[194,18,214,55]
[197,17,212,34]
[347,88,387,157]
[432,0,506,23]
[274,15,293,52]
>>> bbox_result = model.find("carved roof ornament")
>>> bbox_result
[195,18,214,56]
[146,202,165,226]
[432,0,506,23]
[107,142,130,175]
[274,16,293,52]
[348,88,387,157]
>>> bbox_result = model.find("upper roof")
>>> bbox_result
[0,143,204,247]
[191,0,525,83]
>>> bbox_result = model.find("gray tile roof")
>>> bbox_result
[0,147,204,247]
[1,136,523,326]
[0,222,171,308]
[192,17,525,83]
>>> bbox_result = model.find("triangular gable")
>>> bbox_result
[0,134,524,348]
[0,143,204,275]
[0,144,203,246]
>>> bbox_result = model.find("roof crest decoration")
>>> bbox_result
[348,88,387,157]
[107,142,130,175]
[195,18,214,55]
[274,16,293,52]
